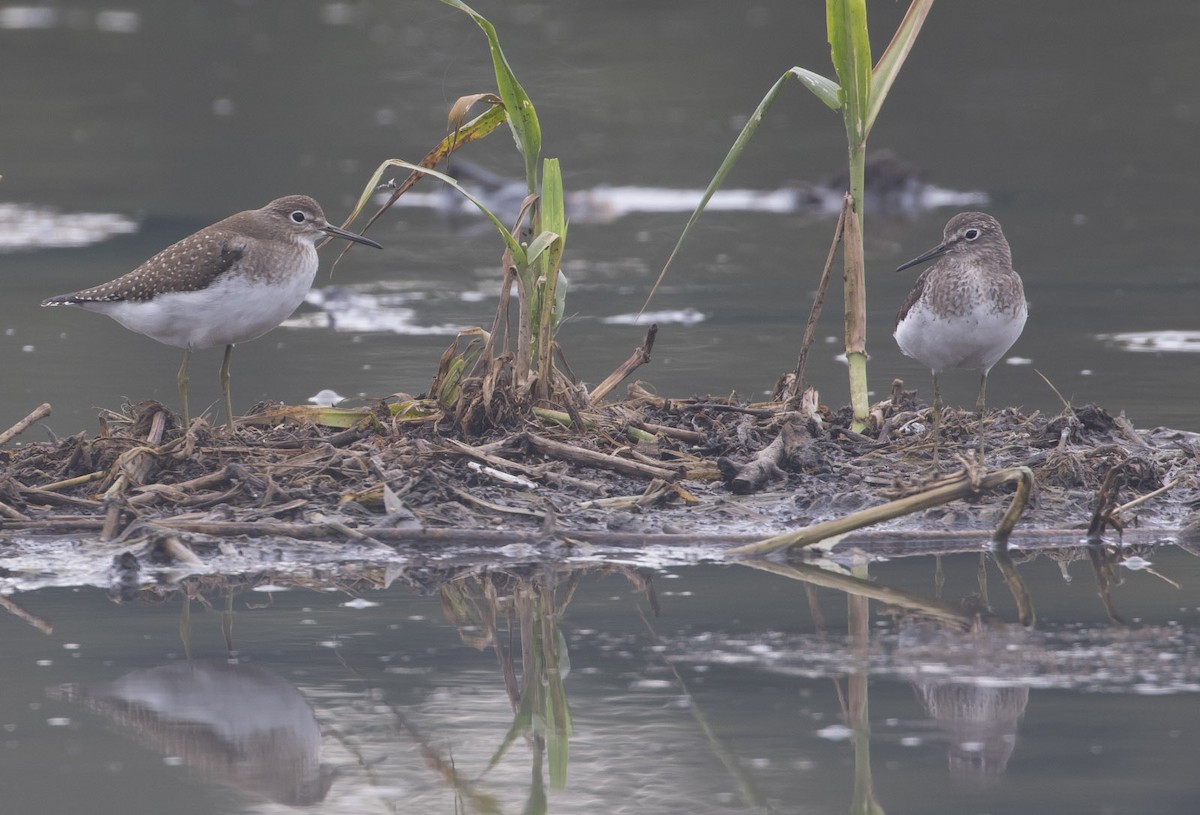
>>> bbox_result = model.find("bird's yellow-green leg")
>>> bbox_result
[219,343,236,433]
[976,372,988,465]
[931,372,942,469]
[177,346,192,428]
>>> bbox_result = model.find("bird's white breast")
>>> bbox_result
[79,247,319,349]
[894,298,1027,375]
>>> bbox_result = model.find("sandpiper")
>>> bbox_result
[42,195,382,432]
[893,211,1027,462]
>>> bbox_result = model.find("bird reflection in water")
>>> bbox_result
[57,660,330,805]
[898,612,1031,785]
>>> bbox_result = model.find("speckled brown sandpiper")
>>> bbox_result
[894,211,1027,462]
[42,195,382,432]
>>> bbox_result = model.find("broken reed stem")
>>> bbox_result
[444,438,616,493]
[841,194,870,432]
[126,465,237,507]
[790,202,846,399]
[992,466,1035,546]
[36,470,106,493]
[511,196,539,391]
[97,410,168,540]
[0,402,52,446]
[100,481,126,541]
[1113,477,1179,518]
[485,263,517,366]
[590,324,658,403]
[624,425,657,444]
[532,406,573,427]
[630,420,705,443]
[727,466,1036,557]
[521,432,680,481]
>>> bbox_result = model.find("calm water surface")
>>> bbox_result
[2,550,1199,814]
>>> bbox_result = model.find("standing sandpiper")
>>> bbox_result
[42,195,382,432]
[893,212,1027,463]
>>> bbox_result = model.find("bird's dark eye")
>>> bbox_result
[964,228,981,241]
[290,210,306,224]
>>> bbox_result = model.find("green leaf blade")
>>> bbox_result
[827,0,872,144]
[788,67,843,111]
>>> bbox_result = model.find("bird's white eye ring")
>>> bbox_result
[964,228,981,241]
[290,210,307,224]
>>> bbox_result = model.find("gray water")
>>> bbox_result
[4,550,1200,815]
[4,3,1200,813]
[1,1,1198,434]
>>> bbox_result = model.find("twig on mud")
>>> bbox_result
[128,468,229,507]
[1113,413,1151,449]
[0,517,101,533]
[590,325,658,403]
[727,466,1036,557]
[0,403,52,446]
[578,479,685,510]
[322,519,391,551]
[16,486,103,510]
[620,444,677,471]
[36,470,105,493]
[681,402,776,419]
[521,432,681,481]
[831,425,879,445]
[629,420,705,444]
[444,438,604,492]
[465,460,537,490]
[451,486,546,520]
[1112,477,1179,518]
[99,408,169,540]
[0,499,29,521]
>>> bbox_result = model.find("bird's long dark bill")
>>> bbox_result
[322,224,383,249]
[894,242,950,273]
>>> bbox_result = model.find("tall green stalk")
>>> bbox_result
[343,1,569,411]
[828,0,932,430]
[646,1,932,430]
[828,0,871,428]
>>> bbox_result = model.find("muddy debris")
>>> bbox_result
[1,384,1198,556]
